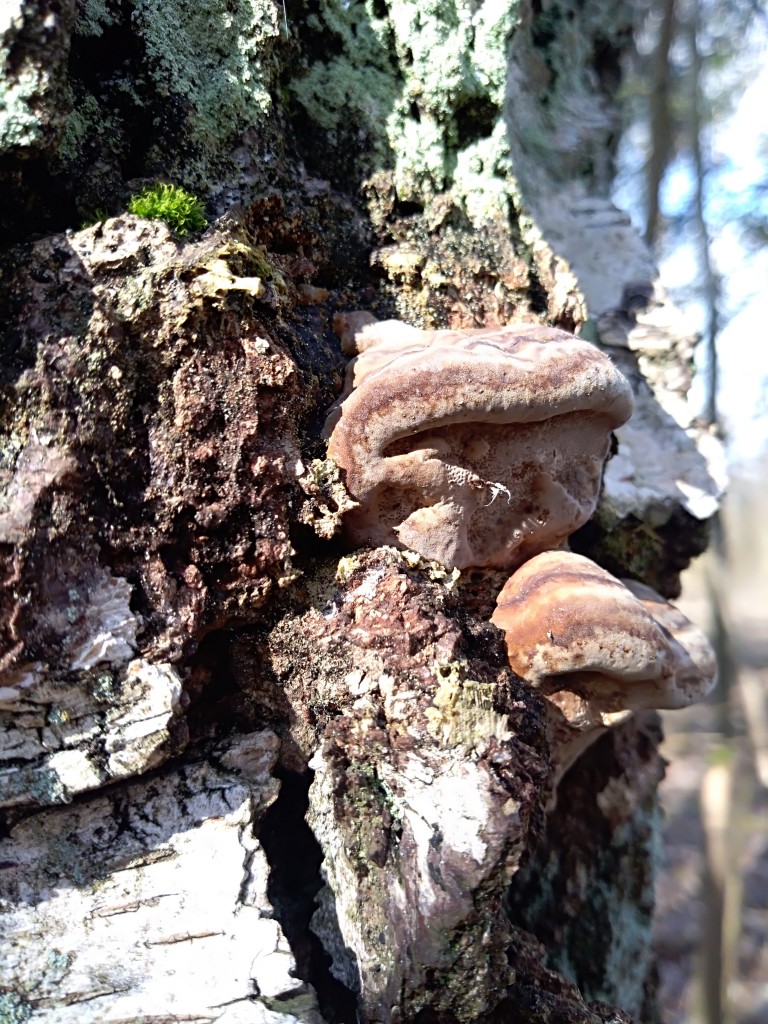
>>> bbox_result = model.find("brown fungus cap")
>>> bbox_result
[323,318,634,571]
[491,550,717,773]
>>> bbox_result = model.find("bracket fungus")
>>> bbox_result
[323,318,634,570]
[490,550,718,777]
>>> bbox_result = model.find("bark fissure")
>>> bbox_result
[257,766,359,1024]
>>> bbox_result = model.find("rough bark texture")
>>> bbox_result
[0,2,723,1022]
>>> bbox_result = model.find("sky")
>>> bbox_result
[614,11,768,465]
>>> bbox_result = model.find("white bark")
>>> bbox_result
[0,730,326,1024]
[0,656,185,809]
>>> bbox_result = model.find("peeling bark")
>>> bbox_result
[0,730,330,1022]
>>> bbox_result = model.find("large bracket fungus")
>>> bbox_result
[324,318,634,571]
[303,316,718,1016]
[491,550,718,779]
[324,314,717,780]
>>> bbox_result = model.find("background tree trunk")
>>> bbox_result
[0,2,723,1022]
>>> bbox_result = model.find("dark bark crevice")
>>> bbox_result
[257,767,359,1024]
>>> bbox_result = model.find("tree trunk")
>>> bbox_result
[0,2,723,1022]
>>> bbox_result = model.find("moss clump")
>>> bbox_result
[80,208,109,229]
[128,184,207,236]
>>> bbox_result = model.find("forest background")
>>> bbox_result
[625,1,768,1021]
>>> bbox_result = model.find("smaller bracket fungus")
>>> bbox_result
[490,550,718,778]
[323,318,633,571]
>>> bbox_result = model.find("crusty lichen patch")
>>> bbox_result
[290,0,520,219]
[287,0,599,328]
[42,0,284,217]
[132,0,280,157]
[506,718,664,1020]
[297,457,359,540]
[0,990,33,1024]
[0,0,74,153]
[263,547,551,1020]
[426,661,512,751]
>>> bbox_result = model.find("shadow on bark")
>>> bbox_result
[258,766,359,1024]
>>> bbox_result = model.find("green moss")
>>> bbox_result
[80,208,110,229]
[0,4,74,155]
[128,183,208,236]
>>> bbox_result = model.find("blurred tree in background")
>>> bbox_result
[618,0,768,444]
[618,6,768,1024]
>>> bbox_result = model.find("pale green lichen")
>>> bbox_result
[56,0,282,187]
[0,66,48,149]
[40,833,90,886]
[289,5,395,149]
[334,545,461,590]
[451,122,514,225]
[44,948,71,982]
[0,761,69,809]
[90,670,116,702]
[113,270,160,323]
[0,992,33,1024]
[46,706,71,727]
[386,0,515,112]
[132,0,280,157]
[511,797,661,1021]
[356,760,404,824]
[290,0,521,224]
[0,1,74,154]
[387,112,449,204]
[29,766,69,806]
[588,812,661,1017]
[75,0,120,37]
[186,238,289,303]
[55,92,114,168]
